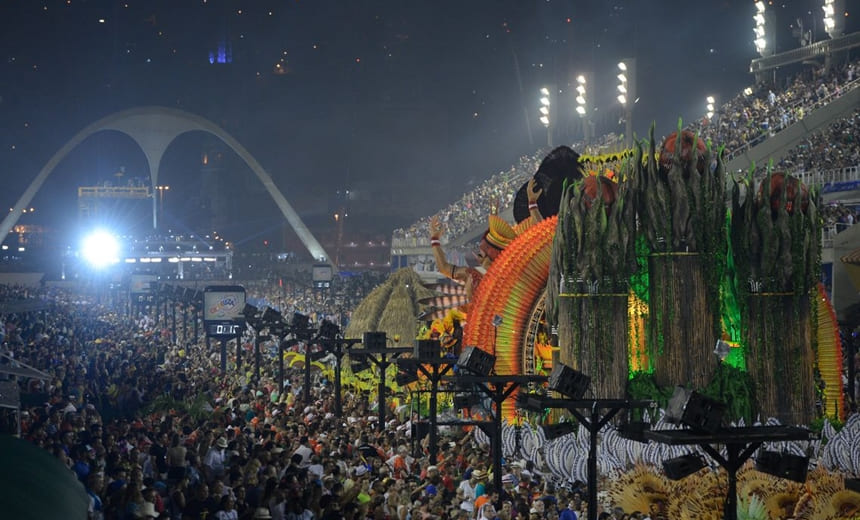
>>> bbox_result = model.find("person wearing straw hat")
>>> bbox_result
[458,469,486,514]
[202,436,228,483]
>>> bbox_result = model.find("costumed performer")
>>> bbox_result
[429,179,544,301]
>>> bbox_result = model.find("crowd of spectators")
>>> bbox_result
[391,154,541,248]
[691,58,859,161]
[2,280,659,520]
[821,202,860,239]
[394,59,859,252]
[242,270,387,328]
[777,108,860,182]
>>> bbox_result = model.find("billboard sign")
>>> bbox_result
[129,274,157,295]
[203,286,246,322]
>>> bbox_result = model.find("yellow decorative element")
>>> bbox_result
[816,284,844,419]
[485,214,519,250]
[607,465,670,514]
[533,342,556,361]
[628,291,649,373]
[512,217,535,237]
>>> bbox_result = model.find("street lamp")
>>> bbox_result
[539,87,551,147]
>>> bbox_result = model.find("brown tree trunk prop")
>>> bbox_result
[744,292,815,424]
[648,252,718,389]
[558,290,629,398]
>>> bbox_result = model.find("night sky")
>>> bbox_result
[0,1,855,249]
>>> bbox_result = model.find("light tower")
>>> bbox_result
[539,87,552,147]
[822,0,845,39]
[753,1,772,57]
[616,60,636,148]
[575,75,590,143]
[706,95,716,121]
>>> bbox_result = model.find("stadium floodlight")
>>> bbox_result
[575,74,587,121]
[754,1,768,56]
[81,230,120,268]
[539,86,552,146]
[706,96,715,119]
[822,0,843,37]
[617,63,628,106]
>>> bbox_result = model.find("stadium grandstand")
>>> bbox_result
[392,54,860,318]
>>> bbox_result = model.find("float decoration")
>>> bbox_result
[637,123,726,390]
[730,167,820,425]
[550,166,637,398]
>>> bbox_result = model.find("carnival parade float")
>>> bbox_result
[346,126,858,518]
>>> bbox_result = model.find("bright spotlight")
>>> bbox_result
[81,230,120,268]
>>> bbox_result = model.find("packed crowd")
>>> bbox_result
[3,280,664,520]
[243,270,388,328]
[777,109,860,180]
[391,154,542,248]
[692,58,859,160]
[821,202,860,238]
[394,60,859,252]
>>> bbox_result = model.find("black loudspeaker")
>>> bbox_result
[755,450,809,483]
[363,332,387,350]
[681,392,726,433]
[453,393,482,409]
[476,422,494,438]
[395,371,418,386]
[350,356,371,373]
[617,421,651,443]
[516,392,545,413]
[414,339,441,360]
[541,422,576,440]
[412,421,430,440]
[457,346,495,376]
[663,453,706,480]
[665,387,726,433]
[548,363,590,399]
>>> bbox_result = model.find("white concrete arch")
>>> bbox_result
[0,106,331,264]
